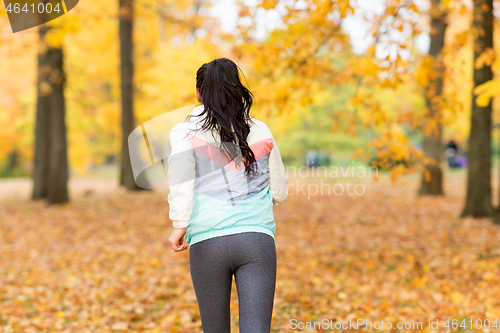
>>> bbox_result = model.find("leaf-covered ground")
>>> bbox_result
[1,172,500,332]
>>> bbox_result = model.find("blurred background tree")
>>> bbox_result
[118,0,141,191]
[31,4,73,204]
[418,0,448,196]
[461,0,493,218]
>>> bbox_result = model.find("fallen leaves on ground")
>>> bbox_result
[0,173,499,332]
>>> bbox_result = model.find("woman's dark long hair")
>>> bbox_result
[195,58,257,177]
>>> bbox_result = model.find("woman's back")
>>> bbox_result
[167,104,288,246]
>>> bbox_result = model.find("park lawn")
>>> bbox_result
[0,171,499,332]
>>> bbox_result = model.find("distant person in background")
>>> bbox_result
[445,139,459,168]
[446,139,458,152]
[306,150,319,167]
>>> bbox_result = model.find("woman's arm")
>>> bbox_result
[167,124,195,250]
[268,138,288,205]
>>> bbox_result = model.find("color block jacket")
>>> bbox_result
[167,105,288,246]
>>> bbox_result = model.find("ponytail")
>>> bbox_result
[195,58,257,177]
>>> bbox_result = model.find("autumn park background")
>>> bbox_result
[2,0,500,332]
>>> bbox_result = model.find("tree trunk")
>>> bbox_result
[46,47,69,204]
[119,0,142,190]
[32,22,69,204]
[495,151,500,224]
[419,0,447,196]
[32,25,51,200]
[461,0,493,217]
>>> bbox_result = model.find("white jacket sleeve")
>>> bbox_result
[268,138,288,205]
[167,124,195,228]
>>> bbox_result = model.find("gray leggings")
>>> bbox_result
[189,232,277,333]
